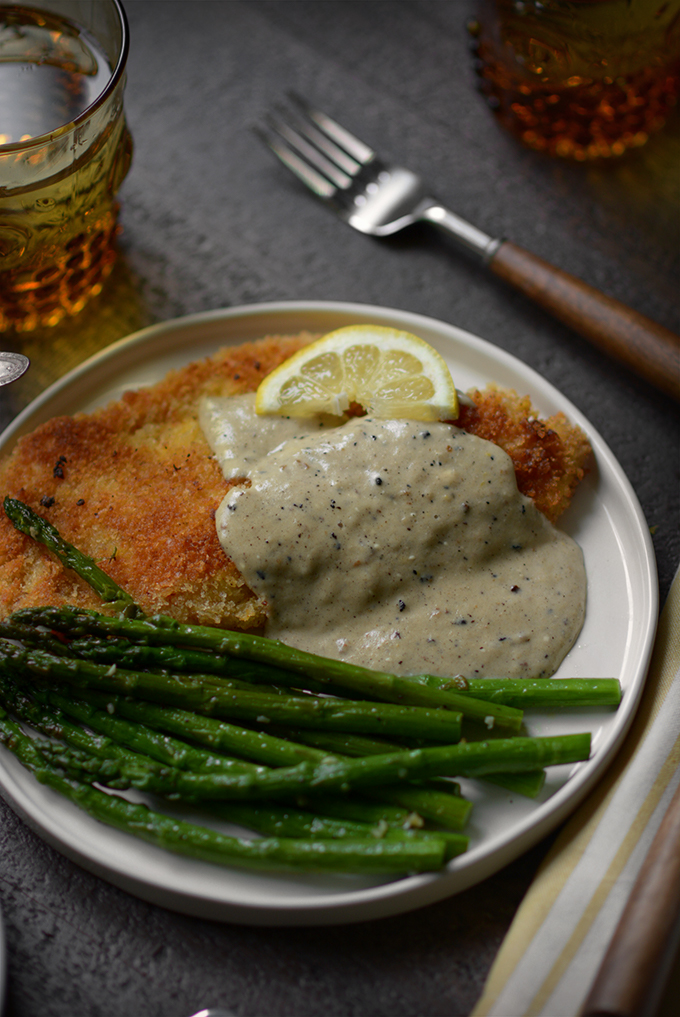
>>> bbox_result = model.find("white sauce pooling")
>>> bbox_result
[200,393,337,479]
[202,397,586,679]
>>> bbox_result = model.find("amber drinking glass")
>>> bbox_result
[0,0,132,332]
[469,0,680,160]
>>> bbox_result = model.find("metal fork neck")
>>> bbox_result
[420,203,501,263]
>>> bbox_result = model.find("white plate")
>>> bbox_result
[0,300,658,926]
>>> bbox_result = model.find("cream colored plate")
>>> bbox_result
[0,301,657,926]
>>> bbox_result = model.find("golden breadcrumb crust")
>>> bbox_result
[0,335,591,625]
[456,385,592,523]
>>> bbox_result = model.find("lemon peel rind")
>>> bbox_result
[255,325,459,421]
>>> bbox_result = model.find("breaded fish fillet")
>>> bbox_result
[0,334,591,625]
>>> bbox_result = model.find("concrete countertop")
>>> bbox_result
[1,3,678,1015]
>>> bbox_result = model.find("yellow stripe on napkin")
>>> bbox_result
[473,568,680,1017]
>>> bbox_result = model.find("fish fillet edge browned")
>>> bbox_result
[0,333,592,628]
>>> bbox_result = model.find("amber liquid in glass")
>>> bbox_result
[0,6,132,331]
[469,0,680,160]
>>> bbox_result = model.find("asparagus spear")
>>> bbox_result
[0,640,463,740]
[0,639,547,805]
[205,801,392,840]
[0,620,310,699]
[12,606,524,733]
[0,707,446,874]
[204,802,468,861]
[55,685,336,767]
[0,619,340,698]
[288,795,423,828]
[271,727,546,800]
[278,717,545,806]
[31,730,591,802]
[361,784,471,827]
[3,497,140,616]
[261,730,471,826]
[267,727,410,758]
[60,634,355,699]
[483,770,546,797]
[191,733,591,801]
[461,678,622,708]
[266,728,474,824]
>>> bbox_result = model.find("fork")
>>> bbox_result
[258,94,679,402]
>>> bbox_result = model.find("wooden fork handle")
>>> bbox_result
[579,778,680,1017]
[488,241,680,402]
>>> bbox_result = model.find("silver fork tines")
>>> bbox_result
[259,95,377,201]
[263,113,352,194]
[257,93,500,260]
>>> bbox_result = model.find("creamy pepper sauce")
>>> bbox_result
[202,393,586,679]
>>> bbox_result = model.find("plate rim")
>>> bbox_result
[0,299,658,925]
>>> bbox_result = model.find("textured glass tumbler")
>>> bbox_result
[0,0,133,332]
[468,0,680,160]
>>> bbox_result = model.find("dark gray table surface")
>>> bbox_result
[1,3,678,1015]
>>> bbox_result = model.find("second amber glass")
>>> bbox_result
[469,0,680,160]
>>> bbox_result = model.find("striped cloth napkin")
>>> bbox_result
[472,567,680,1017]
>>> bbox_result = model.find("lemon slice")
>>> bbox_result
[255,325,459,421]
